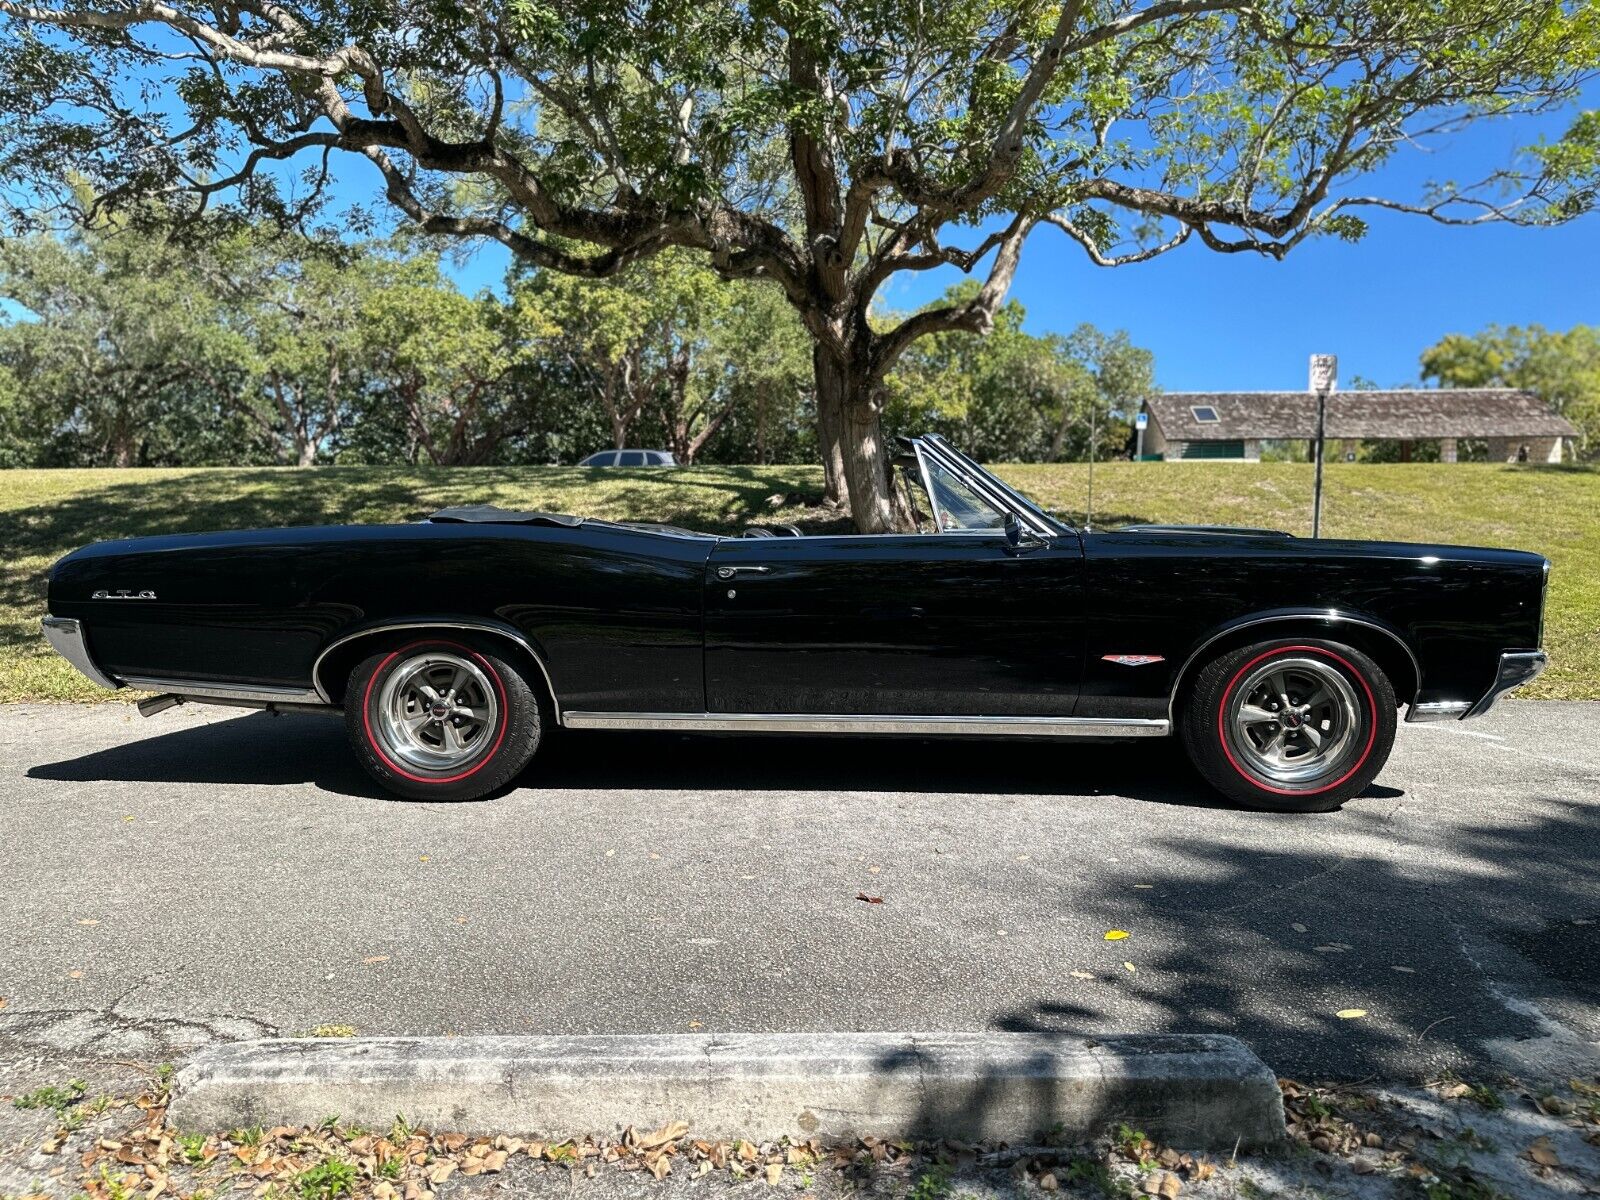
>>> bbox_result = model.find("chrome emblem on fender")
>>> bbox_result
[92,589,158,600]
[1102,654,1165,666]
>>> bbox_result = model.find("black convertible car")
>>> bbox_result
[41,434,1548,811]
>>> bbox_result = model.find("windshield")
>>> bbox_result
[923,435,1068,534]
[893,436,1065,537]
[925,458,1006,531]
[894,447,1012,534]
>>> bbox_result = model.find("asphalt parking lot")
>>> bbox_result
[0,699,1596,1083]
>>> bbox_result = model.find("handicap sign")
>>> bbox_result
[1135,412,1148,430]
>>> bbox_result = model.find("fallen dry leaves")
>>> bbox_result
[44,1066,1600,1200]
[46,1091,866,1200]
[1524,1135,1561,1169]
[1280,1079,1388,1160]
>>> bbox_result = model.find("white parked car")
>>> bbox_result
[578,449,677,467]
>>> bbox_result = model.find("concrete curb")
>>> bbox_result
[169,1033,1284,1151]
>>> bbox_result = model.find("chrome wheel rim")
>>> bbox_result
[1227,656,1361,788]
[374,652,499,773]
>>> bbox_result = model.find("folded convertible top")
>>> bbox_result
[427,505,585,527]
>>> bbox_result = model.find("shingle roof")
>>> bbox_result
[1146,390,1578,441]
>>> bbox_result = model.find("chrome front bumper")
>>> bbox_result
[1406,649,1548,723]
[1464,649,1547,718]
[40,616,120,690]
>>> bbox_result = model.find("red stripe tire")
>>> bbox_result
[1181,638,1396,813]
[344,636,544,801]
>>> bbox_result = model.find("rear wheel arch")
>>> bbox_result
[313,620,558,717]
[1168,614,1418,722]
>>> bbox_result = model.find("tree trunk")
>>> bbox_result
[1048,406,1072,460]
[812,344,848,508]
[755,387,768,465]
[814,346,896,533]
[108,403,135,467]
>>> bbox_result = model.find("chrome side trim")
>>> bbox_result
[1166,611,1423,722]
[1406,700,1471,723]
[40,617,120,690]
[310,619,559,717]
[1464,650,1547,719]
[561,712,1170,738]
[118,675,325,705]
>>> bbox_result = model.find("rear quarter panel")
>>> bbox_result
[47,523,715,711]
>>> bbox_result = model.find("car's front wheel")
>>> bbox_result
[344,637,542,801]
[1181,638,1396,812]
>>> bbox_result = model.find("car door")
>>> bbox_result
[704,530,1084,716]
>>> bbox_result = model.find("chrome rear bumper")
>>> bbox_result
[40,616,120,690]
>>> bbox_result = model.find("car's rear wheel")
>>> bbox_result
[344,637,542,800]
[1181,638,1396,812]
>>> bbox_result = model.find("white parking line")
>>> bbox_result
[1412,722,1600,774]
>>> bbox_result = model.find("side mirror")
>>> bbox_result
[1004,512,1045,552]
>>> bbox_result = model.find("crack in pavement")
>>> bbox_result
[0,1003,278,1060]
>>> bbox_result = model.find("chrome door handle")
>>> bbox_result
[716,565,771,580]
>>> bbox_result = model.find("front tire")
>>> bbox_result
[1182,638,1396,813]
[344,637,542,800]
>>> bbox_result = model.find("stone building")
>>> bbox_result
[1141,389,1576,463]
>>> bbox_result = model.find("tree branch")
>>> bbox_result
[870,215,1035,375]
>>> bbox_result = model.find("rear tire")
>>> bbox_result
[344,637,542,801]
[1181,638,1396,813]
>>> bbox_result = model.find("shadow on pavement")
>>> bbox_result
[987,795,1600,1080]
[24,709,1403,812]
[26,711,386,798]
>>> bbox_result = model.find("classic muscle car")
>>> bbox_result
[41,434,1549,811]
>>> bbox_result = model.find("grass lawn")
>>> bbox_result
[3,460,1595,701]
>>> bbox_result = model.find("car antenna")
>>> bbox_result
[1083,396,1098,531]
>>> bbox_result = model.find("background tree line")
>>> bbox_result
[0,216,1163,470]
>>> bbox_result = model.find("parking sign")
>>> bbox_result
[1310,354,1337,394]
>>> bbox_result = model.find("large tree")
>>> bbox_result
[2,3,1595,526]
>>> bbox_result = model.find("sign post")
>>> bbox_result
[1134,409,1148,460]
[1309,355,1337,538]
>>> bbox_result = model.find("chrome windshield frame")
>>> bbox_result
[915,435,1066,538]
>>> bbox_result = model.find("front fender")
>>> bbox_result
[1164,609,1423,723]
